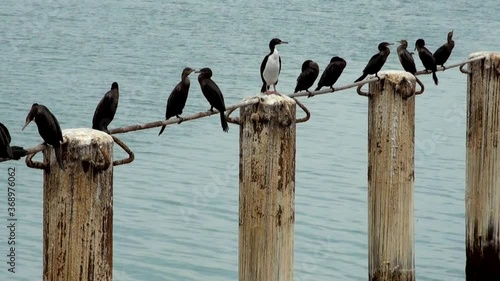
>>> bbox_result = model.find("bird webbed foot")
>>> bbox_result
[176,115,184,124]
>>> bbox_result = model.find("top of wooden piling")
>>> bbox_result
[62,128,113,145]
[242,94,296,106]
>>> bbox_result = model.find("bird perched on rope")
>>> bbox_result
[22,103,65,170]
[159,67,196,136]
[93,82,119,133]
[260,38,288,95]
[397,40,417,75]
[0,122,27,160]
[433,30,455,69]
[354,42,393,82]
[315,56,347,95]
[415,39,438,85]
[294,60,319,95]
[196,68,229,132]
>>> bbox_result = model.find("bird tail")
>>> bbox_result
[10,146,27,160]
[158,125,166,136]
[220,111,229,132]
[5,146,14,159]
[260,83,267,93]
[432,71,438,85]
[54,146,65,170]
[354,73,367,83]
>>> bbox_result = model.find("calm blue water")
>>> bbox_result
[0,0,499,280]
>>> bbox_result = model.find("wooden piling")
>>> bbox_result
[367,71,416,281]
[239,95,296,281]
[43,128,113,281]
[465,52,500,281]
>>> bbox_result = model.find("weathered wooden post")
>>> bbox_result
[40,128,113,281]
[465,52,500,280]
[365,71,416,281]
[239,95,296,281]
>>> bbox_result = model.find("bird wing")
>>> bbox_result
[166,83,182,118]
[0,123,11,144]
[92,90,118,125]
[433,45,446,59]
[363,53,383,73]
[260,55,268,85]
[202,79,226,111]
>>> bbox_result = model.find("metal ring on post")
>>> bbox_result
[460,63,470,74]
[414,77,425,95]
[112,135,134,166]
[226,106,240,125]
[357,84,370,97]
[82,139,111,171]
[25,145,49,170]
[294,98,311,123]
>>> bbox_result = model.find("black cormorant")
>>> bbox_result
[260,38,288,95]
[0,123,27,160]
[415,39,438,85]
[294,60,319,94]
[397,40,417,74]
[196,68,229,132]
[92,82,119,133]
[159,67,196,136]
[315,56,347,93]
[22,103,64,170]
[354,42,393,82]
[433,30,455,69]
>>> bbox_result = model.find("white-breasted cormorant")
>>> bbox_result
[433,30,455,69]
[415,39,438,85]
[196,68,229,132]
[354,42,393,82]
[0,122,27,160]
[159,67,196,136]
[315,56,347,92]
[92,82,119,133]
[260,38,288,95]
[294,60,320,94]
[397,40,417,74]
[22,103,64,170]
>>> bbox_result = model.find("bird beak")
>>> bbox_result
[414,46,417,51]
[22,120,31,131]
[388,43,394,45]
[280,41,289,44]
[194,70,201,73]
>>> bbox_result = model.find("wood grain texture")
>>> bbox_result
[43,128,113,281]
[465,52,500,281]
[239,95,296,281]
[367,71,416,281]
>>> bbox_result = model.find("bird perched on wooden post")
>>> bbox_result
[22,103,65,170]
[159,67,196,136]
[92,82,119,133]
[260,38,288,95]
[294,60,320,95]
[0,122,27,160]
[433,30,455,69]
[354,42,393,82]
[196,68,229,132]
[415,39,438,85]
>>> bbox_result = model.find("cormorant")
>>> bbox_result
[260,38,288,95]
[294,60,319,94]
[0,122,27,160]
[196,68,229,132]
[92,82,119,133]
[159,67,196,136]
[397,40,417,74]
[415,39,438,85]
[354,42,393,82]
[433,30,455,69]
[22,103,64,170]
[315,56,347,93]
